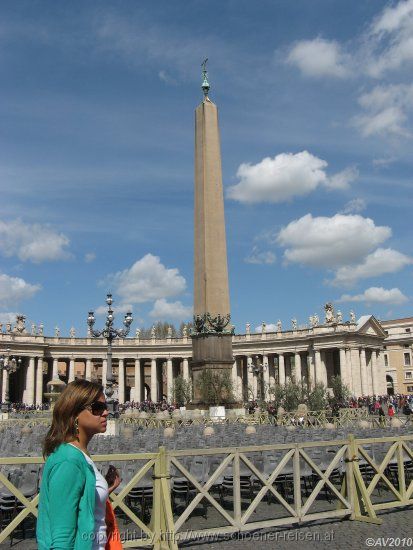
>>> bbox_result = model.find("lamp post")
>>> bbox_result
[0,349,21,413]
[87,294,133,416]
[249,354,267,402]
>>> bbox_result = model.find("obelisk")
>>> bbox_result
[191,60,234,404]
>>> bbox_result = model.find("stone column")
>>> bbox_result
[118,359,125,404]
[345,348,353,394]
[269,356,276,390]
[52,358,59,379]
[371,349,378,396]
[36,357,44,405]
[359,348,368,396]
[350,348,362,396]
[102,359,107,387]
[308,348,316,389]
[68,358,75,383]
[26,357,36,405]
[339,348,349,387]
[232,358,239,401]
[263,354,270,400]
[376,350,387,394]
[294,353,302,384]
[278,353,285,386]
[2,369,9,402]
[247,356,254,399]
[365,350,372,395]
[134,358,141,402]
[85,359,92,381]
[320,350,328,386]
[182,358,189,382]
[151,358,157,402]
[166,358,173,402]
[315,350,323,385]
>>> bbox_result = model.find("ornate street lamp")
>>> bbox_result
[249,354,267,402]
[0,349,22,413]
[87,294,133,416]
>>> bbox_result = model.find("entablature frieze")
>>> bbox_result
[0,326,387,359]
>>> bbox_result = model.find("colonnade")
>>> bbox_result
[1,355,192,405]
[231,345,386,401]
[1,344,386,406]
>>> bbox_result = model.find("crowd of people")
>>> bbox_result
[348,394,413,415]
[1,402,50,413]
[3,394,413,417]
[117,399,175,414]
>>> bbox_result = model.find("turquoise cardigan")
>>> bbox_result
[37,443,97,550]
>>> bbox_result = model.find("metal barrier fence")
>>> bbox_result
[0,433,412,548]
[119,409,410,431]
[0,411,409,433]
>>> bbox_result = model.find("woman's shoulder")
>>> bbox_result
[46,443,89,468]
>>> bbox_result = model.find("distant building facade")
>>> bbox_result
[0,312,391,405]
[380,317,413,395]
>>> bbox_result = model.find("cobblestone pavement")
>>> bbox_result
[2,508,412,549]
[181,507,413,550]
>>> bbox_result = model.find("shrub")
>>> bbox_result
[329,375,351,406]
[172,375,192,406]
[196,369,235,405]
[307,383,328,411]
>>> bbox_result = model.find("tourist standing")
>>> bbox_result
[37,380,122,549]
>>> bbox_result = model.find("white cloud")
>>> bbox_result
[353,84,413,137]
[227,151,355,204]
[332,248,412,287]
[326,166,359,190]
[244,246,276,265]
[0,273,41,307]
[0,312,19,324]
[284,2,413,82]
[366,0,413,77]
[255,323,278,333]
[372,157,397,168]
[341,198,366,214]
[158,70,177,85]
[338,287,408,306]
[286,37,350,78]
[149,298,192,320]
[0,219,71,263]
[108,253,186,304]
[84,252,96,263]
[277,214,391,268]
[95,303,133,316]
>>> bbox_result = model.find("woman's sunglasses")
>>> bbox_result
[85,401,108,416]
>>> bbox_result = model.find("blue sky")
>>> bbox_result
[0,0,412,336]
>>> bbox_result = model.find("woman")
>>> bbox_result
[37,380,122,550]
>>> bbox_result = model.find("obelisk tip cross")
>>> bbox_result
[201,58,210,98]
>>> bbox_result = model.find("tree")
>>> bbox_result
[330,375,351,406]
[268,384,285,411]
[307,383,328,411]
[172,375,192,406]
[283,381,306,411]
[196,369,235,405]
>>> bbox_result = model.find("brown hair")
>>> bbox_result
[43,380,104,458]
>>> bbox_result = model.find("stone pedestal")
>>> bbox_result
[191,334,234,403]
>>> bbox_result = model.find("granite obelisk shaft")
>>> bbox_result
[191,85,234,404]
[194,98,230,317]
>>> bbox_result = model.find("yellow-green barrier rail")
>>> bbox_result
[0,433,412,548]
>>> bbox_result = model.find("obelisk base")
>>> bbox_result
[191,334,235,405]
